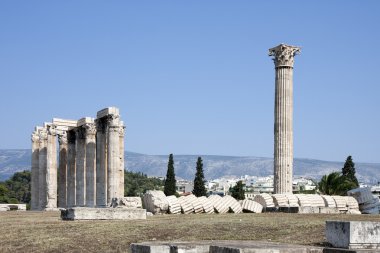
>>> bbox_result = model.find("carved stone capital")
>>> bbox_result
[39,129,48,143]
[107,114,120,127]
[75,127,86,140]
[31,132,39,143]
[58,131,68,145]
[269,44,300,68]
[47,124,57,136]
[84,123,97,136]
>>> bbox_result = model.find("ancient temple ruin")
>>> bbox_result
[30,107,125,211]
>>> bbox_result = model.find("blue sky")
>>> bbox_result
[0,1,379,163]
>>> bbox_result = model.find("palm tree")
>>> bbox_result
[318,171,357,196]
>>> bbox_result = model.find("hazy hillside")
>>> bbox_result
[0,149,379,184]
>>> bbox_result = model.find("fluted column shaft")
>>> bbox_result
[75,127,86,206]
[31,131,40,210]
[46,125,58,209]
[119,125,125,198]
[107,114,120,205]
[66,130,76,207]
[38,129,48,210]
[96,118,107,207]
[58,132,68,208]
[85,123,96,207]
[269,44,300,194]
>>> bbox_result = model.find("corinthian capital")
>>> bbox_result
[39,129,48,143]
[47,124,57,136]
[107,114,120,127]
[269,44,300,68]
[84,123,97,136]
[31,132,39,143]
[58,131,68,145]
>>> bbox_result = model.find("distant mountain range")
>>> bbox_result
[1,149,379,184]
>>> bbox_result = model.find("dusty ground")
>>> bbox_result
[0,211,379,253]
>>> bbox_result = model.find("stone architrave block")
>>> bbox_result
[241,199,263,213]
[347,188,374,204]
[120,197,142,208]
[272,194,289,207]
[298,206,319,214]
[166,195,181,214]
[223,195,242,213]
[253,194,275,208]
[61,207,147,220]
[285,194,299,207]
[326,221,380,249]
[198,196,214,214]
[178,196,194,214]
[322,195,337,208]
[143,190,169,214]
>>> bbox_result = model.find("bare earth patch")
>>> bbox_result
[0,211,379,253]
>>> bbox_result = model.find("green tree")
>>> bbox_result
[124,171,163,197]
[192,157,207,197]
[164,154,176,196]
[0,170,31,204]
[342,155,359,187]
[230,180,245,200]
[318,171,357,196]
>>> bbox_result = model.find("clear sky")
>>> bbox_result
[0,1,379,163]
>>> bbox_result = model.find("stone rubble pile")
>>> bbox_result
[348,187,380,214]
[119,197,142,208]
[142,191,367,215]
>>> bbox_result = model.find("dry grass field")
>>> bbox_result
[0,211,380,253]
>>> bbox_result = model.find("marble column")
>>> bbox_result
[269,44,300,194]
[38,128,48,210]
[66,130,76,207]
[58,131,68,208]
[107,114,120,205]
[75,127,86,206]
[31,130,40,210]
[84,123,96,207]
[119,124,125,198]
[46,125,58,209]
[96,117,107,207]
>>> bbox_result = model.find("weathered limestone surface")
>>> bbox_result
[107,114,120,205]
[348,188,379,214]
[322,195,337,208]
[143,190,169,214]
[96,117,107,207]
[186,195,203,214]
[253,193,275,208]
[208,195,229,214]
[269,44,300,194]
[84,122,96,207]
[119,123,125,198]
[198,196,214,214]
[38,128,48,210]
[31,131,40,210]
[120,197,142,209]
[66,130,76,207]
[75,127,86,207]
[0,204,26,211]
[61,207,146,220]
[178,196,194,214]
[223,195,242,213]
[241,199,263,213]
[285,194,299,207]
[58,132,68,208]
[326,221,380,249]
[272,194,289,207]
[166,195,181,214]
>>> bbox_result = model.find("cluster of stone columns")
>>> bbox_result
[269,44,301,194]
[30,107,125,210]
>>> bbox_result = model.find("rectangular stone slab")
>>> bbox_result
[61,207,146,220]
[326,221,380,249]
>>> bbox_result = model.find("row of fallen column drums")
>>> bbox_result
[143,191,362,215]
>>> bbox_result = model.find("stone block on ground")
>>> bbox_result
[332,196,348,212]
[178,196,194,214]
[0,204,26,211]
[326,221,380,249]
[272,194,289,207]
[198,196,214,214]
[166,195,181,214]
[186,195,204,214]
[119,197,142,208]
[285,194,299,207]
[61,207,147,220]
[208,195,229,214]
[241,199,263,213]
[322,195,337,208]
[347,188,374,204]
[143,190,169,214]
[223,195,242,213]
[253,193,275,208]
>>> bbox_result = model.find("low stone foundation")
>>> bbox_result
[61,207,147,220]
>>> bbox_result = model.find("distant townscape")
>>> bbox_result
[1,149,379,185]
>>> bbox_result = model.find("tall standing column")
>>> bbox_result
[58,131,68,208]
[38,128,48,210]
[31,130,40,210]
[269,44,300,194]
[75,127,86,206]
[66,130,76,207]
[107,114,120,205]
[96,117,107,207]
[119,123,125,198]
[46,125,58,209]
[85,123,96,207]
